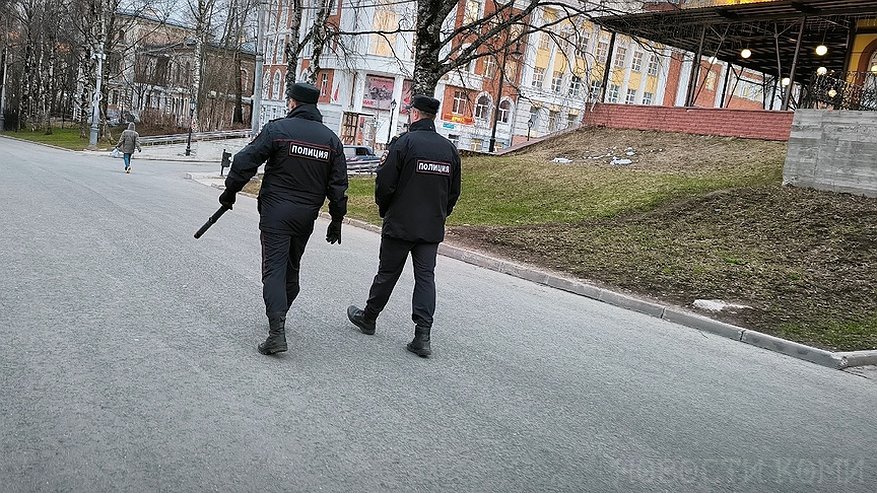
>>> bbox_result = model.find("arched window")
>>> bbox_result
[474,94,491,120]
[263,73,271,98]
[272,71,282,100]
[274,36,283,64]
[498,99,512,123]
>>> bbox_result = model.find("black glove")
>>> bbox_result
[326,220,342,244]
[219,188,236,210]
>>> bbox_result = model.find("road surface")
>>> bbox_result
[1,137,875,492]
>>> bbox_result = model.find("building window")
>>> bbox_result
[643,92,654,105]
[272,71,282,100]
[596,40,609,60]
[607,83,620,103]
[464,0,481,24]
[631,52,643,72]
[539,32,551,50]
[551,71,563,93]
[613,46,627,68]
[529,106,540,127]
[548,110,559,131]
[320,73,329,97]
[569,76,583,97]
[532,67,545,87]
[578,31,590,54]
[498,100,511,123]
[452,90,467,115]
[647,55,659,76]
[625,88,638,104]
[483,56,497,78]
[474,94,490,120]
[589,79,602,101]
[567,113,577,127]
[706,71,717,91]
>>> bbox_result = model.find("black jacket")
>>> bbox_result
[225,104,348,235]
[375,118,462,243]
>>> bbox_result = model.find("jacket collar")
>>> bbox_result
[286,104,323,123]
[408,118,436,132]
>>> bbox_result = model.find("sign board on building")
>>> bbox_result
[363,75,395,110]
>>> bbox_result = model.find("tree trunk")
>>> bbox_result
[304,0,336,85]
[412,0,455,96]
[284,0,303,92]
[233,50,243,123]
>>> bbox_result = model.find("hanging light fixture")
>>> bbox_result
[871,64,877,74]
[741,48,752,59]
[815,44,828,56]
[816,67,827,75]
[828,89,838,98]
[781,77,791,87]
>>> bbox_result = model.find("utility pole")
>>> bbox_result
[250,0,266,136]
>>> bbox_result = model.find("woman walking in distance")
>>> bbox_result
[115,123,142,173]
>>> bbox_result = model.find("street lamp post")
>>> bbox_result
[185,99,196,156]
[527,117,534,141]
[89,46,106,148]
[387,99,397,145]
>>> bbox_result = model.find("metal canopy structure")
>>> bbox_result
[594,0,877,109]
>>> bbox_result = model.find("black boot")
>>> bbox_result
[347,305,376,335]
[258,313,288,355]
[406,326,431,357]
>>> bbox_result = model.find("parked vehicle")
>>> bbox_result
[344,145,381,174]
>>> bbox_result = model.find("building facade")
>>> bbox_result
[256,0,770,150]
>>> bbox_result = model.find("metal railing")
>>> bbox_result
[139,129,251,146]
[802,71,877,111]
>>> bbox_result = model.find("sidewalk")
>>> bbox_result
[82,137,251,163]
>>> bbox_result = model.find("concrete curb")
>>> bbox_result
[189,173,875,370]
[0,133,84,152]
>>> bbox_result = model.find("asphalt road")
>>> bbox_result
[1,137,875,492]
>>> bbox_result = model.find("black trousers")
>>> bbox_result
[261,230,310,316]
[365,236,439,328]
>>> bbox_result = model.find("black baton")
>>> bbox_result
[194,205,231,239]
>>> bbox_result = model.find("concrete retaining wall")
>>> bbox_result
[783,110,877,197]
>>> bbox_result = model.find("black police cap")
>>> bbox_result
[409,95,440,115]
[287,82,320,104]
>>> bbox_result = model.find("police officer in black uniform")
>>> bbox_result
[347,95,462,357]
[220,82,348,355]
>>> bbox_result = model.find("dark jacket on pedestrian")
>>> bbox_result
[375,118,462,243]
[224,104,348,236]
[115,123,141,154]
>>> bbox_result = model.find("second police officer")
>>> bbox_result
[220,82,349,356]
[347,95,462,357]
